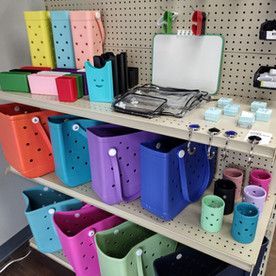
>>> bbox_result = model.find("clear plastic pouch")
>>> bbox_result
[113,84,210,118]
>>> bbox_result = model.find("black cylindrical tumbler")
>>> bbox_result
[214,179,236,215]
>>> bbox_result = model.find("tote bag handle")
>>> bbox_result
[31,116,52,152]
[177,144,210,203]
[108,148,124,202]
[108,147,135,202]
[95,11,105,44]
[135,248,145,276]
[71,123,87,138]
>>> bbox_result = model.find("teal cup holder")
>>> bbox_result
[231,202,259,244]
[201,195,225,233]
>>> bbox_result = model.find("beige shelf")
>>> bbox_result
[0,91,275,159]
[29,238,72,271]
[12,168,275,272]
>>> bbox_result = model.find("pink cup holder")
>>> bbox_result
[223,167,244,201]
[249,169,272,199]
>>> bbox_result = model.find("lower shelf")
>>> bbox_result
[29,238,72,271]
[14,168,275,272]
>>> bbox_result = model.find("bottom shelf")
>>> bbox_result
[14,168,275,272]
[29,238,72,271]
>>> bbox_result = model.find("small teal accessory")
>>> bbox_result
[205,107,222,122]
[251,101,267,112]
[256,108,272,122]
[238,111,255,128]
[217,97,233,108]
[224,104,240,117]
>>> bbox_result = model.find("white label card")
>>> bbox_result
[245,130,272,145]
[266,30,276,40]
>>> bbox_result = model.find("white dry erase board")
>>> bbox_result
[152,34,224,94]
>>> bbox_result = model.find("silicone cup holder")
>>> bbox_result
[249,169,272,198]
[223,167,244,201]
[231,202,259,244]
[243,185,267,213]
[214,179,236,215]
[201,195,225,233]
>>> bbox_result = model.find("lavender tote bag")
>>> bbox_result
[87,124,159,205]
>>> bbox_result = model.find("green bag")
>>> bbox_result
[95,221,177,276]
[0,72,30,92]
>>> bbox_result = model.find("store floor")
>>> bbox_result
[1,236,276,275]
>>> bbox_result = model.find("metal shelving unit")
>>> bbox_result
[29,238,72,271]
[0,91,276,159]
[11,167,275,272]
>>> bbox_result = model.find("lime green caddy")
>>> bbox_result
[95,221,177,276]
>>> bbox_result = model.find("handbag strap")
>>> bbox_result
[72,123,87,138]
[177,146,210,203]
[95,11,105,43]
[31,116,52,152]
[135,248,144,276]
[108,148,124,202]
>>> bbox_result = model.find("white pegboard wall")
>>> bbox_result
[44,0,276,101]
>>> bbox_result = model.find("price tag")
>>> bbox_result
[261,81,276,89]
[245,131,272,145]
[266,30,276,40]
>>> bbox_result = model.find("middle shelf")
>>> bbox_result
[11,167,275,272]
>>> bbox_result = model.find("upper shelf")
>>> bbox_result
[11,167,275,272]
[0,91,275,158]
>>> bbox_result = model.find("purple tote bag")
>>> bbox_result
[87,124,159,205]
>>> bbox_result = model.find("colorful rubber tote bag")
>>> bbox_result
[54,204,124,276]
[48,114,102,187]
[95,221,177,276]
[87,124,159,204]
[141,138,215,220]
[0,103,59,177]
[23,185,82,253]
